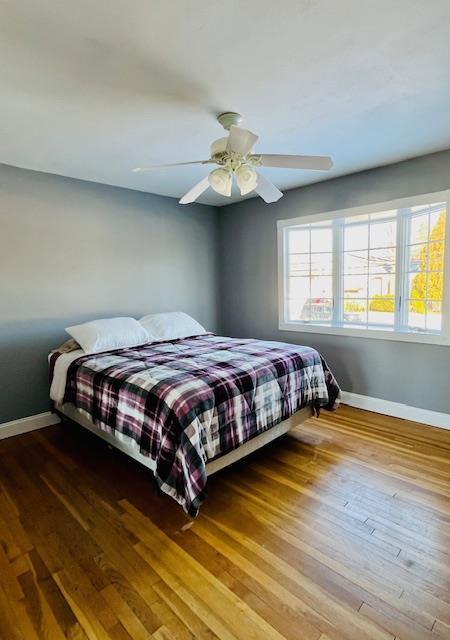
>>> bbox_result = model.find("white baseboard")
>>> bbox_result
[0,411,61,440]
[1,396,448,441]
[341,391,450,431]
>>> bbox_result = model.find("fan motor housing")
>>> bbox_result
[210,137,228,158]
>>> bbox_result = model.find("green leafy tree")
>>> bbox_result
[344,300,366,312]
[369,294,395,312]
[410,212,445,313]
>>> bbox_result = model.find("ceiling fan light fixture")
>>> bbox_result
[208,167,232,196]
[210,137,229,157]
[139,113,333,205]
[235,165,258,196]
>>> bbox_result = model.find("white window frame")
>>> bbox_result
[277,190,450,345]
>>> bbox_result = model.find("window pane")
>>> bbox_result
[409,214,429,245]
[282,201,446,336]
[408,274,444,304]
[428,271,443,300]
[343,275,367,298]
[311,227,332,252]
[408,273,426,299]
[307,298,333,322]
[288,254,310,276]
[288,297,333,323]
[288,298,310,322]
[407,300,426,330]
[430,208,446,240]
[288,276,310,299]
[311,252,332,275]
[368,273,395,298]
[344,250,369,274]
[311,276,332,298]
[288,228,309,253]
[368,273,395,326]
[409,272,443,303]
[368,301,395,325]
[344,224,368,250]
[368,248,396,274]
[343,299,367,324]
[426,301,442,331]
[370,220,396,248]
[408,243,427,272]
[428,241,444,271]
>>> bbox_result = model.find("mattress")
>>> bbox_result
[49,334,340,515]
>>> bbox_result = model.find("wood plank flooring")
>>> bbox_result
[0,405,449,639]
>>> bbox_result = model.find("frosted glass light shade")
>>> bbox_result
[208,168,232,196]
[235,165,258,196]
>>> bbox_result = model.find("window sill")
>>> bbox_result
[278,321,450,346]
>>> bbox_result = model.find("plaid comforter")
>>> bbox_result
[55,335,340,516]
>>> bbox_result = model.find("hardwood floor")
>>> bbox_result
[0,405,449,640]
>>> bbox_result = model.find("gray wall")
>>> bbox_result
[2,151,450,423]
[0,164,220,422]
[219,150,450,413]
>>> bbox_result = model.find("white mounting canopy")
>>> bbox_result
[217,112,244,131]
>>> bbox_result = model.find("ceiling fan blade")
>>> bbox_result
[179,176,210,204]
[255,173,283,203]
[257,154,333,171]
[133,160,211,172]
[227,126,259,156]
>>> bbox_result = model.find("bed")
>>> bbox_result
[49,333,340,516]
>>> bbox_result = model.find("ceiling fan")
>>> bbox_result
[133,112,333,204]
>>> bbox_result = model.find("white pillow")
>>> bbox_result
[65,317,149,355]
[139,312,207,342]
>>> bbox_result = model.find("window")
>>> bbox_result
[278,191,450,344]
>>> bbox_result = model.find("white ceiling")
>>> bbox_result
[1,0,450,206]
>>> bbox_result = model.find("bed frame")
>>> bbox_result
[55,402,314,475]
